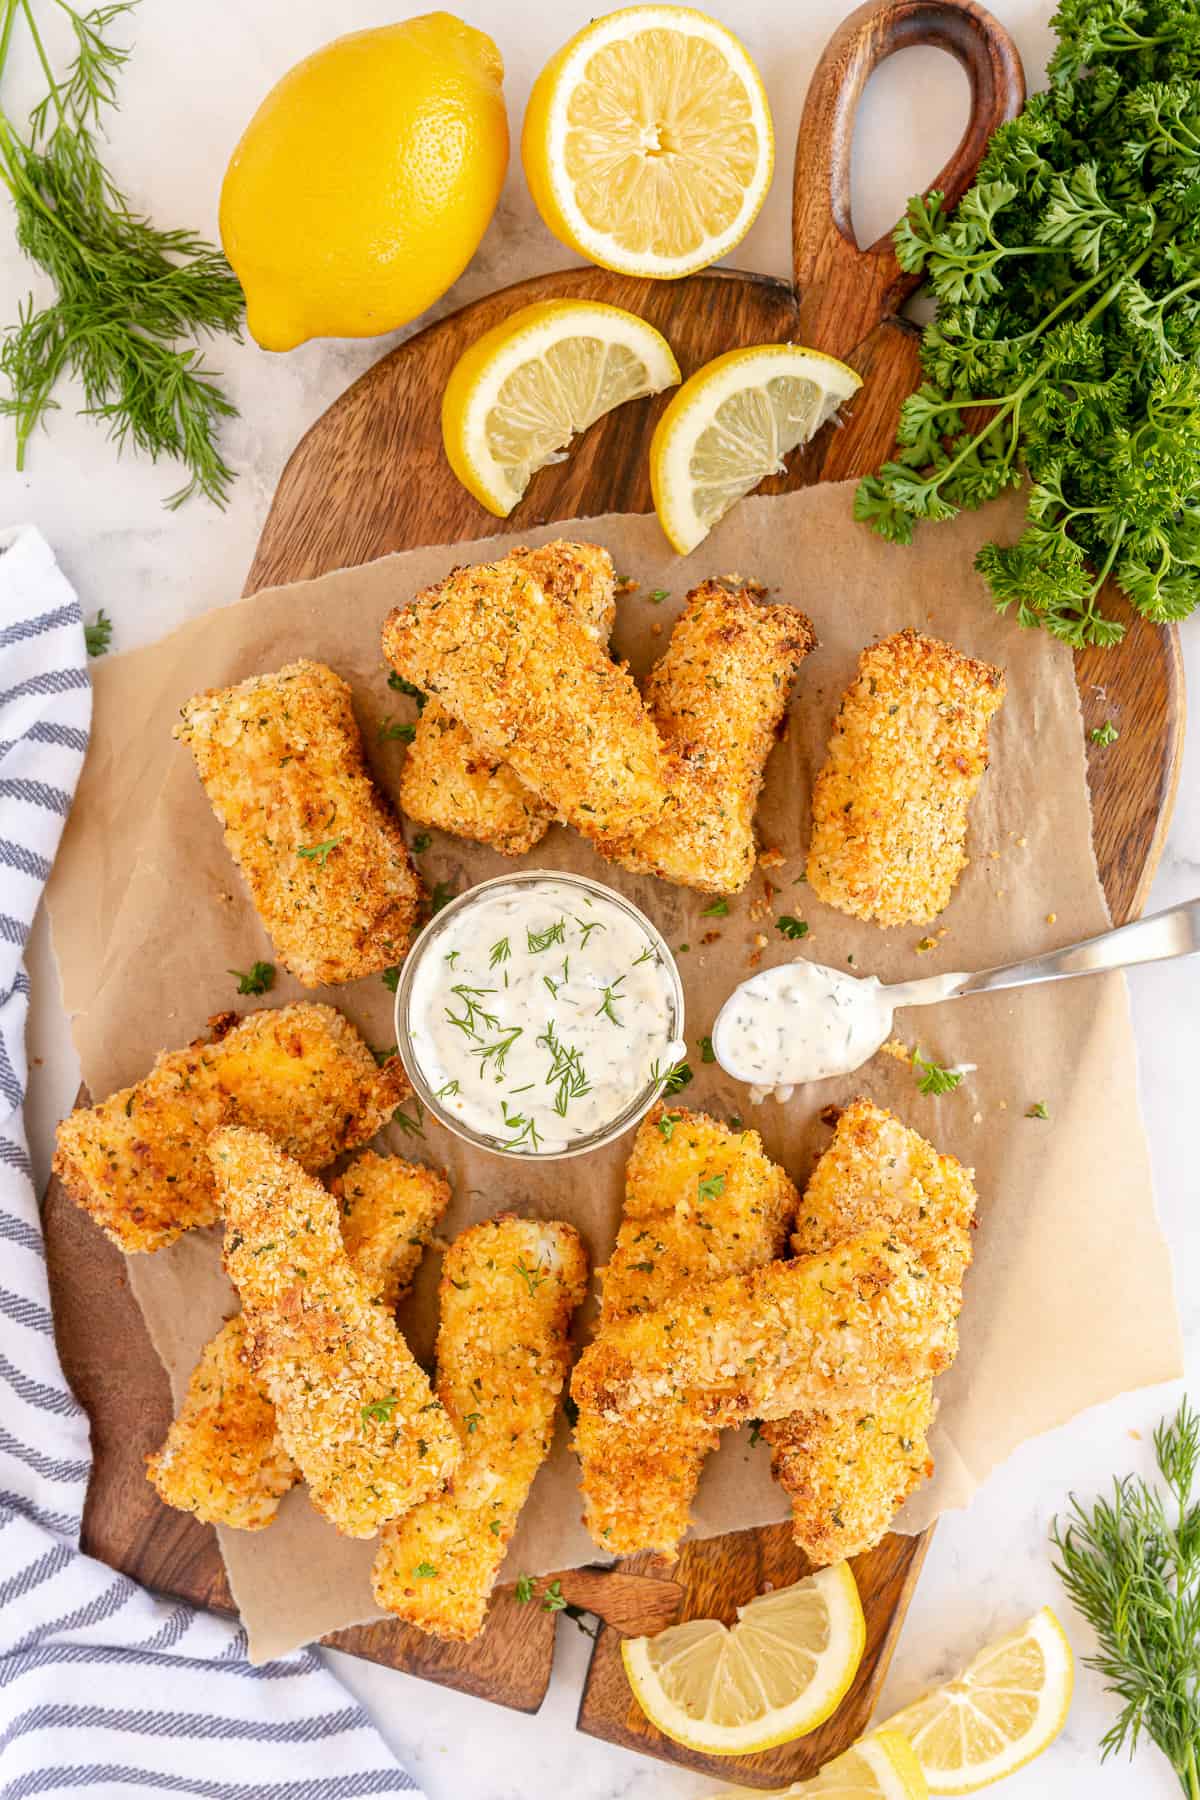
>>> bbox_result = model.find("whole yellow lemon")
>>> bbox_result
[221,15,509,351]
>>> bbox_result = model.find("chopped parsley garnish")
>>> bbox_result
[372,1044,398,1066]
[414,1561,438,1579]
[701,899,729,917]
[657,1112,680,1142]
[361,1395,398,1426]
[229,961,274,996]
[378,718,417,742]
[541,1579,567,1613]
[411,831,432,853]
[515,1574,535,1604]
[697,1172,726,1202]
[912,1049,964,1096]
[296,837,340,866]
[463,1411,482,1434]
[649,589,669,604]
[387,673,427,710]
[1027,1100,1050,1119]
[699,1034,715,1064]
[748,1419,764,1447]
[381,965,401,993]
[489,1518,502,1534]
[85,610,113,657]
[777,915,809,939]
[1090,720,1120,746]
[430,881,457,915]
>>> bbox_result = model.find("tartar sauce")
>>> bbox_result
[712,958,966,1099]
[401,877,685,1155]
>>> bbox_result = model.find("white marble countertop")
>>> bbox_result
[4,1,1197,1795]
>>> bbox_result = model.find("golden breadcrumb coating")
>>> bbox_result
[211,1127,459,1538]
[52,1004,409,1255]
[762,1098,977,1563]
[616,583,816,894]
[144,1315,293,1532]
[328,1151,451,1311]
[571,1227,958,1429]
[400,541,617,857]
[807,629,1005,926]
[372,1215,588,1640]
[146,1149,451,1531]
[382,556,670,853]
[175,658,421,985]
[575,1107,796,1556]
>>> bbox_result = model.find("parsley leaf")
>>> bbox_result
[1027,1099,1050,1119]
[912,1048,965,1096]
[858,6,1200,645]
[777,916,809,940]
[701,898,730,916]
[378,719,417,742]
[414,1561,437,1579]
[387,673,427,709]
[229,961,274,997]
[84,610,113,657]
[1090,720,1120,746]
[699,1034,716,1064]
[514,1574,535,1604]
[361,1395,398,1426]
[697,1172,726,1202]
[296,837,340,866]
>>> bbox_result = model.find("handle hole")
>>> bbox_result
[849,45,970,252]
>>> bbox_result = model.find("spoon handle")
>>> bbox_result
[953,898,1200,997]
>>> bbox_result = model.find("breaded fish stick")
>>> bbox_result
[211,1127,459,1537]
[53,1003,408,1254]
[807,629,1005,926]
[575,1107,795,1557]
[618,583,816,894]
[372,1215,588,1640]
[176,658,421,985]
[399,541,617,857]
[762,1099,976,1564]
[383,558,670,852]
[146,1154,450,1531]
[571,1228,958,1429]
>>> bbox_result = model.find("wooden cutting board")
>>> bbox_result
[42,0,1184,1786]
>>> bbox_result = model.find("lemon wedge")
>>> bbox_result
[441,298,679,516]
[621,1562,866,1755]
[650,343,862,554]
[877,1607,1074,1793]
[709,1730,929,1800]
[522,5,773,278]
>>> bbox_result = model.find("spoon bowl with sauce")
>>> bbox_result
[714,897,1200,1100]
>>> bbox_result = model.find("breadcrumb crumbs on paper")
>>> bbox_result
[1046,912,1057,924]
[758,847,785,871]
[881,1038,911,1065]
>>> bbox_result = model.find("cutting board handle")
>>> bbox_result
[792,0,1024,357]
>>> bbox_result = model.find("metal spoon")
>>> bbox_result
[713,898,1200,1094]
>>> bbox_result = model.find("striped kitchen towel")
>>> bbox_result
[0,526,424,1799]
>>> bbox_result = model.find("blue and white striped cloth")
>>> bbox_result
[0,526,423,1800]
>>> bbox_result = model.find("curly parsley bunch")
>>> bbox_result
[857,0,1200,646]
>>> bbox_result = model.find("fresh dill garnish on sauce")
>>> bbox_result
[526,918,566,953]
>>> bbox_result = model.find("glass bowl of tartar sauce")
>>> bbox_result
[394,871,687,1160]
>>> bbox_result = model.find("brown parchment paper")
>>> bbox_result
[46,481,1182,1663]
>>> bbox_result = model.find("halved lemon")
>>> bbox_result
[709,1730,929,1799]
[621,1562,866,1755]
[442,298,680,516]
[877,1607,1074,1793]
[651,344,862,554]
[522,6,773,279]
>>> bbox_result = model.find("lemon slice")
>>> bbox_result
[522,6,773,278]
[621,1562,866,1755]
[650,343,862,554]
[878,1607,1074,1793]
[709,1730,929,1799]
[442,298,680,516]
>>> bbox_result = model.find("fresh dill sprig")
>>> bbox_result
[650,1055,693,1095]
[537,1019,590,1117]
[526,918,566,953]
[0,0,244,503]
[444,984,500,1043]
[1052,1397,1200,1796]
[489,936,511,968]
[596,974,625,1026]
[470,1024,522,1082]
